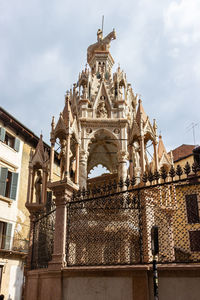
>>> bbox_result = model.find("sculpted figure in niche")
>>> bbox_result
[58,139,67,180]
[96,102,108,118]
[35,170,42,203]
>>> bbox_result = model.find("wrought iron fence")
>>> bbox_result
[31,162,200,269]
[31,208,56,269]
[66,174,200,266]
[66,189,142,266]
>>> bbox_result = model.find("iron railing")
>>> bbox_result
[31,162,200,269]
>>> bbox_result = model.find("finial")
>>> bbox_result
[153,119,157,130]
[51,116,55,131]
[102,15,104,36]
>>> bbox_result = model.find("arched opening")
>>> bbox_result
[87,129,119,177]
[88,164,110,179]
[145,139,154,172]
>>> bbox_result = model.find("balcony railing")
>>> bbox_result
[0,235,29,254]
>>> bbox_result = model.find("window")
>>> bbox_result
[189,231,200,251]
[0,221,12,250]
[185,194,199,223]
[0,167,18,200]
[0,265,3,291]
[0,127,20,152]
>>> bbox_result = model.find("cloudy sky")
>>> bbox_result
[1,0,200,152]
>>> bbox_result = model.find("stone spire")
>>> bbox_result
[136,98,148,125]
[157,135,172,168]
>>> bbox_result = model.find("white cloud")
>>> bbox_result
[164,0,200,45]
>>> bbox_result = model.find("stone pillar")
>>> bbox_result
[128,145,133,178]
[153,141,159,172]
[26,214,36,270]
[139,136,145,175]
[79,150,88,188]
[66,134,71,178]
[41,169,47,204]
[49,140,55,181]
[118,150,127,186]
[31,170,35,203]
[48,183,75,270]
[49,189,67,269]
[75,143,80,184]
[26,166,32,204]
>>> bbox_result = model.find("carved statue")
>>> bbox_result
[96,102,108,118]
[34,170,42,203]
[87,29,116,62]
[58,139,67,180]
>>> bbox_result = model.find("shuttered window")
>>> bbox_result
[0,221,12,250]
[189,231,200,251]
[0,167,8,197]
[185,194,199,224]
[14,137,20,152]
[0,127,20,152]
[4,223,12,250]
[10,172,18,200]
[0,127,5,142]
[0,167,18,200]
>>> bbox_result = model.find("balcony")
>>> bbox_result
[0,235,29,254]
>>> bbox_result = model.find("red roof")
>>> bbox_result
[171,144,195,162]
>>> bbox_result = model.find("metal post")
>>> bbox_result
[151,226,159,300]
[153,255,159,300]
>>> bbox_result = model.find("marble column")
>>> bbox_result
[79,150,88,188]
[48,186,71,270]
[41,169,47,204]
[49,140,55,181]
[153,140,159,172]
[65,134,71,178]
[128,145,133,178]
[26,167,32,204]
[26,213,36,270]
[30,170,35,203]
[75,143,80,184]
[139,136,145,175]
[118,150,127,187]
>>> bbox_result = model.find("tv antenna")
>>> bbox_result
[186,122,200,146]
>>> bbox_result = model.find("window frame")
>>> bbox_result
[0,127,20,152]
[189,230,200,252]
[185,194,200,224]
[0,167,19,200]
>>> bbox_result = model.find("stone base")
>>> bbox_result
[25,269,62,300]
[48,254,66,270]
[25,264,200,300]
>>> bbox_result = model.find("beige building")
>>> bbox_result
[0,107,59,299]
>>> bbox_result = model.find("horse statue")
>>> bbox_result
[87,29,116,63]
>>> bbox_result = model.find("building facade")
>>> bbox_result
[0,107,59,299]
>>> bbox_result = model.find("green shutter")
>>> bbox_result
[4,223,12,250]
[14,138,20,152]
[0,127,5,142]
[10,172,18,200]
[0,167,8,197]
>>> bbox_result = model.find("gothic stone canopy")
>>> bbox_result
[49,29,172,188]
